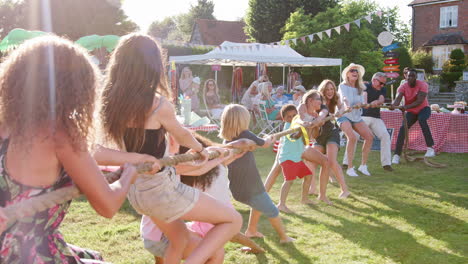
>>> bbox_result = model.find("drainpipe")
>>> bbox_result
[411,5,415,51]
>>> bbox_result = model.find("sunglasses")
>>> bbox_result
[376,80,386,86]
[349,69,359,73]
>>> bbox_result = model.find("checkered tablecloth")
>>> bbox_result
[183,124,219,132]
[381,110,468,153]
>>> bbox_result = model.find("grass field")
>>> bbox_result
[61,141,468,264]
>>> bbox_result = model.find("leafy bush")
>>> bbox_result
[411,49,434,74]
[441,48,465,90]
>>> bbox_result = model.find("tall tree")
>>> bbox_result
[148,0,215,42]
[245,0,338,43]
[282,0,402,85]
[17,0,137,40]
[179,0,215,35]
[0,0,24,39]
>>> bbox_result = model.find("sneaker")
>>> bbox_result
[392,154,400,164]
[358,165,371,176]
[425,147,435,157]
[346,167,359,177]
[342,164,348,170]
[383,165,394,172]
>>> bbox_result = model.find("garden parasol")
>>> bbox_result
[75,34,120,52]
[0,28,48,52]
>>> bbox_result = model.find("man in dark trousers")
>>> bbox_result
[391,68,435,164]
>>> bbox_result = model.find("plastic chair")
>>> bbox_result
[258,101,283,137]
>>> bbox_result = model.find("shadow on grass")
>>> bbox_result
[320,207,466,264]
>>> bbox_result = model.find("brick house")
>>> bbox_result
[409,0,467,70]
[189,19,248,46]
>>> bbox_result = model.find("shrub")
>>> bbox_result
[441,48,466,89]
[411,49,434,74]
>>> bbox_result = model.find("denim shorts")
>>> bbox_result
[243,192,279,218]
[143,236,169,257]
[337,116,363,127]
[127,167,200,223]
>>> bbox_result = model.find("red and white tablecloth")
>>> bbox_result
[183,124,219,132]
[381,111,468,153]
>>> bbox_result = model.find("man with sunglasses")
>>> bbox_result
[344,72,394,171]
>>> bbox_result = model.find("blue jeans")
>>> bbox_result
[394,106,434,155]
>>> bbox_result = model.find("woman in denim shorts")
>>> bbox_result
[337,64,374,177]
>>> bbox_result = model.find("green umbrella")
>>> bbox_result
[76,34,120,52]
[0,28,48,52]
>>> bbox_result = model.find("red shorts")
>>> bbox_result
[280,160,312,181]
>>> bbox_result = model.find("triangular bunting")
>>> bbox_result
[325,29,332,38]
[300,36,306,44]
[316,32,323,40]
[308,34,314,42]
[354,19,361,28]
[376,11,382,18]
[334,26,341,35]
[291,38,297,45]
[344,23,350,31]
[284,40,290,45]
[365,15,372,23]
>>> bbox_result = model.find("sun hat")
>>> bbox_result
[294,85,306,93]
[192,76,201,84]
[276,86,284,92]
[342,63,365,82]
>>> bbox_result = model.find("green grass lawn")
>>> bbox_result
[61,142,468,264]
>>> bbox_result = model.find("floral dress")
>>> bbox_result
[0,139,104,263]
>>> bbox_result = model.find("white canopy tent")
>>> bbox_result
[169,41,342,67]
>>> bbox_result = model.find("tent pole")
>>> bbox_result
[231,65,235,102]
[215,70,218,84]
[339,64,342,83]
[282,66,285,88]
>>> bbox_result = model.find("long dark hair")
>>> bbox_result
[100,33,171,151]
[180,133,220,191]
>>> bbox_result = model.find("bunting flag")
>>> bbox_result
[365,15,372,23]
[334,26,341,34]
[325,29,332,38]
[291,38,297,45]
[284,39,290,45]
[300,36,306,44]
[308,34,314,42]
[354,19,361,28]
[316,32,323,40]
[376,11,383,18]
[344,23,350,31]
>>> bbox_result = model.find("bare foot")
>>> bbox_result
[317,196,333,205]
[301,198,315,205]
[280,236,295,244]
[240,246,265,254]
[278,204,294,214]
[339,191,351,199]
[245,230,264,238]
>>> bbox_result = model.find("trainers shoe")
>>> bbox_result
[383,165,394,172]
[346,167,359,177]
[342,164,348,170]
[392,154,400,164]
[358,165,371,176]
[425,147,435,157]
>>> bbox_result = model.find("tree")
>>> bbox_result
[442,49,466,90]
[148,0,215,42]
[179,0,215,35]
[17,0,138,40]
[245,0,338,43]
[0,0,24,39]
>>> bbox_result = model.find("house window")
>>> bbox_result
[432,45,464,70]
[440,6,458,28]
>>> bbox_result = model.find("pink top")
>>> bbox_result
[397,80,429,114]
